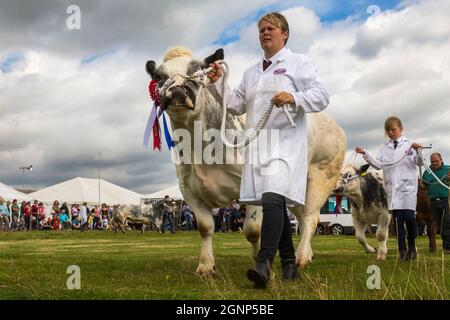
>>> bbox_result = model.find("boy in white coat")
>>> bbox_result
[356,116,423,261]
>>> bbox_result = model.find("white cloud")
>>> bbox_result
[1,0,449,195]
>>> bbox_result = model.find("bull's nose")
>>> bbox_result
[334,186,343,194]
[170,86,186,101]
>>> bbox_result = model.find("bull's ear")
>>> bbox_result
[145,60,158,80]
[358,164,370,176]
[203,48,224,67]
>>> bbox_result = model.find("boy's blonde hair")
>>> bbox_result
[384,116,403,132]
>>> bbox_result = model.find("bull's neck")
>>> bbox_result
[168,88,243,165]
[169,87,232,135]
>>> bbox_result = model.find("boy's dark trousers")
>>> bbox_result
[392,209,417,253]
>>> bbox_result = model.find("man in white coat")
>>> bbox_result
[207,12,330,288]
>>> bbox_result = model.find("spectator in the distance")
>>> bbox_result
[0,197,10,231]
[72,217,81,230]
[161,196,175,234]
[23,201,31,230]
[102,215,109,230]
[79,202,88,230]
[11,199,20,222]
[31,200,39,230]
[181,201,194,231]
[71,203,79,223]
[60,209,71,230]
[92,205,101,230]
[60,202,69,219]
[50,213,60,230]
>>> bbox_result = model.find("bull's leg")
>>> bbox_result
[296,167,341,268]
[425,215,437,252]
[291,205,313,261]
[297,213,318,267]
[191,204,216,278]
[119,219,126,233]
[353,217,376,254]
[243,205,262,261]
[375,213,391,260]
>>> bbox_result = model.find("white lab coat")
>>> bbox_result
[363,136,423,210]
[79,205,88,223]
[210,48,329,205]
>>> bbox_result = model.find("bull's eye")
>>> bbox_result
[186,79,195,86]
[157,76,168,88]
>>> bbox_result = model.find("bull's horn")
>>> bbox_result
[204,48,224,67]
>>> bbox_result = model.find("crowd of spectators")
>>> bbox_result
[0,197,113,232]
[212,199,246,233]
[1,196,248,234]
[160,198,246,233]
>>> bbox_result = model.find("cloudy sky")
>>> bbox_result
[1,0,449,195]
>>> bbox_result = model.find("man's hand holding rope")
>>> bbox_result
[207,63,223,83]
[207,62,295,108]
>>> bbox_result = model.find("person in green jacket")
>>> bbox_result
[420,153,450,253]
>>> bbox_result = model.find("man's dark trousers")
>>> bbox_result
[258,192,296,264]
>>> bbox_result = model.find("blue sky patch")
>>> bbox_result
[0,52,25,73]
[81,48,122,65]
[213,0,401,46]
[320,0,401,23]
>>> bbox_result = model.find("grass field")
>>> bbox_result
[0,230,449,300]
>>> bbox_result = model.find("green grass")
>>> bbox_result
[0,231,449,300]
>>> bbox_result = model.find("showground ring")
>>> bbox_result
[0,231,448,300]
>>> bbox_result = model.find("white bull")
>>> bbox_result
[145,47,346,277]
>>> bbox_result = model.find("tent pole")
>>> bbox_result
[98,152,101,207]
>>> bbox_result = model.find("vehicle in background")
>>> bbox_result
[316,196,354,235]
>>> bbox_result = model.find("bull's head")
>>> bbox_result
[334,164,370,196]
[145,47,224,120]
[335,164,387,210]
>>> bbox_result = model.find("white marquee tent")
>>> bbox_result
[29,177,143,205]
[0,181,32,201]
[142,184,183,201]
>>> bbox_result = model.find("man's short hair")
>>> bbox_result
[258,12,290,44]
[430,153,443,160]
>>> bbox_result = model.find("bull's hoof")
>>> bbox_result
[366,247,376,254]
[196,264,216,278]
[429,247,436,253]
[296,256,311,268]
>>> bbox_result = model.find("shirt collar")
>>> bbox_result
[261,47,290,65]
[390,136,404,144]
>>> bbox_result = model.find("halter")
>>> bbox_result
[215,61,296,149]
[146,67,214,150]
[156,60,296,149]
[159,67,214,104]
[339,151,360,186]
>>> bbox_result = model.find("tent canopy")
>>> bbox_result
[0,181,32,202]
[29,177,143,205]
[142,184,183,201]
